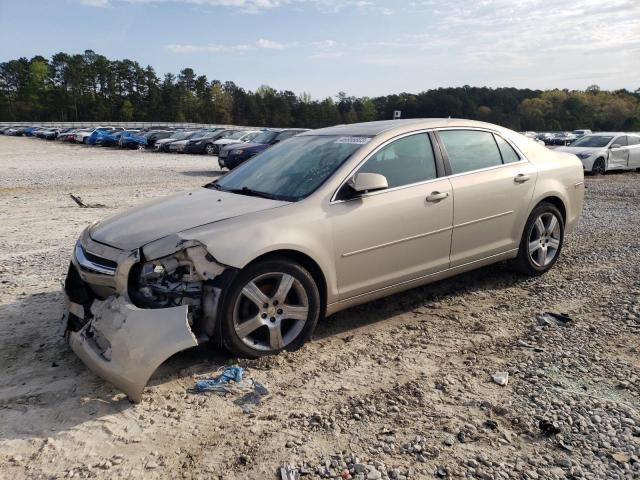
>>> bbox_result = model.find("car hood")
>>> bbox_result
[89,187,289,251]
[556,146,603,155]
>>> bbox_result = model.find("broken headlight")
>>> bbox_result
[130,252,204,319]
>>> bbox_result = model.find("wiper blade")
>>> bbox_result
[227,186,280,200]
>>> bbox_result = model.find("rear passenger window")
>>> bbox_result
[614,136,628,146]
[358,133,437,188]
[628,136,640,146]
[439,130,503,174]
[494,134,520,164]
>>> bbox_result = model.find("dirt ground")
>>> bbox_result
[0,136,638,480]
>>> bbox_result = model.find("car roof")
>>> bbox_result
[299,118,512,137]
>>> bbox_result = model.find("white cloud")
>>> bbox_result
[80,0,393,13]
[80,0,110,6]
[166,38,289,53]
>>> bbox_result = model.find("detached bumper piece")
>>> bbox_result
[65,296,198,402]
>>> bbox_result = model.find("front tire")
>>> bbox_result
[592,157,605,175]
[220,259,321,358]
[512,202,564,276]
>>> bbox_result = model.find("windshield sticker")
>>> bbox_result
[335,136,371,145]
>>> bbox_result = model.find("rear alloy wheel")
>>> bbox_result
[592,158,605,175]
[221,259,320,358]
[137,144,146,151]
[205,144,215,155]
[513,202,564,276]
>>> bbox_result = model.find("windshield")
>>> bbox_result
[243,132,260,141]
[571,135,613,148]
[213,135,367,201]
[251,131,278,144]
[225,130,247,140]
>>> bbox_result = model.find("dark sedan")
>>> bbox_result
[219,129,308,169]
[183,129,239,154]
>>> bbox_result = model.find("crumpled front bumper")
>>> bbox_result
[63,294,198,402]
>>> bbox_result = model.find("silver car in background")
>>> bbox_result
[62,119,584,401]
[557,132,640,174]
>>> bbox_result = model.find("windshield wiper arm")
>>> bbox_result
[227,186,280,200]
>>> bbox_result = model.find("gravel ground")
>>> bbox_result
[0,136,638,480]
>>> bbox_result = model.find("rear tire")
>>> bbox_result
[512,202,564,276]
[220,258,321,358]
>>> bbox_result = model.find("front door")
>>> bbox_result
[331,133,453,300]
[609,135,630,169]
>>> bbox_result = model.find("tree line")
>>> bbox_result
[1,50,639,131]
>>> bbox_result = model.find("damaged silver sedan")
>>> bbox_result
[63,119,584,401]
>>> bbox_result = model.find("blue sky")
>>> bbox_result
[1,0,638,98]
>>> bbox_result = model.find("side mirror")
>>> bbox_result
[348,172,389,194]
[610,144,621,149]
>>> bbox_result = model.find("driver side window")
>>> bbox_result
[357,133,437,189]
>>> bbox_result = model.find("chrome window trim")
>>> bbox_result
[330,126,530,204]
[435,127,530,179]
[330,129,441,204]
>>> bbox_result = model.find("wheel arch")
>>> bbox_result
[245,249,328,317]
[537,195,567,224]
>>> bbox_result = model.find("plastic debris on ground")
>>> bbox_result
[194,366,270,413]
[539,418,562,436]
[491,371,509,386]
[279,465,300,480]
[537,312,573,327]
[234,381,269,414]
[195,366,244,393]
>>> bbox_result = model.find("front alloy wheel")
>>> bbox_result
[221,259,321,357]
[592,158,605,175]
[205,144,215,155]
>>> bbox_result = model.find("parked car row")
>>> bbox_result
[0,124,311,170]
[529,130,593,146]
[557,132,640,174]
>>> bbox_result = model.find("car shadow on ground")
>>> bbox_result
[0,262,522,441]
[313,262,524,340]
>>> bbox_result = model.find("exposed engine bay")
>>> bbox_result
[129,245,228,336]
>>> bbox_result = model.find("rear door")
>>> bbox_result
[436,129,538,267]
[608,135,629,168]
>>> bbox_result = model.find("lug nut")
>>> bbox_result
[263,303,269,308]
[261,313,267,319]
[273,300,279,306]
[277,309,283,315]
[270,317,276,323]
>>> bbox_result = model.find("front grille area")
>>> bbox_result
[74,242,118,276]
[82,248,118,270]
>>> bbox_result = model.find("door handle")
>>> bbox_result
[426,191,449,202]
[514,174,530,183]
